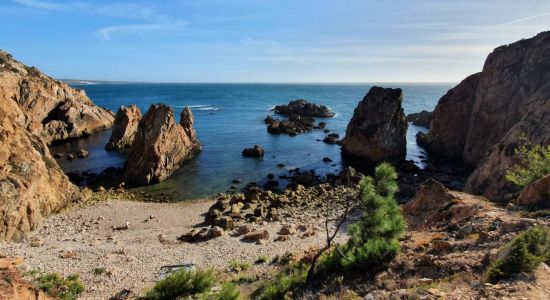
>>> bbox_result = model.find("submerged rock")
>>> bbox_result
[106,105,142,151]
[123,104,201,186]
[273,99,334,117]
[242,145,264,157]
[342,86,408,164]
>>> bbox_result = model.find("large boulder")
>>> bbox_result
[123,104,201,186]
[273,99,334,117]
[406,110,433,128]
[513,174,550,207]
[342,86,408,164]
[425,32,550,201]
[105,105,142,150]
[0,50,114,144]
[0,92,80,241]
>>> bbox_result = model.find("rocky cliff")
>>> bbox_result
[342,86,407,165]
[123,104,201,186]
[0,50,112,241]
[0,50,113,144]
[426,32,550,201]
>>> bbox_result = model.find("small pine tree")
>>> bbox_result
[326,163,406,272]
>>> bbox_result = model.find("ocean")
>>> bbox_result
[49,83,454,200]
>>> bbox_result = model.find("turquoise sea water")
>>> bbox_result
[50,83,454,199]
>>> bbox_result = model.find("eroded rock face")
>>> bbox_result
[0,94,80,241]
[342,86,407,164]
[425,32,550,201]
[273,99,334,117]
[123,104,201,186]
[106,105,142,151]
[426,73,480,159]
[0,50,114,144]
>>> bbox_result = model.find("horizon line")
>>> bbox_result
[60,79,458,85]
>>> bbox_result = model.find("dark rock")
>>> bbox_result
[322,157,332,163]
[76,149,89,159]
[342,86,407,165]
[242,145,264,157]
[406,110,433,128]
[273,99,335,117]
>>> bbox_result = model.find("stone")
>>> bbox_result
[243,229,270,242]
[235,224,254,236]
[514,174,550,207]
[342,86,408,165]
[322,157,332,162]
[431,239,453,254]
[30,237,44,247]
[105,104,142,150]
[406,110,433,128]
[0,256,54,299]
[76,149,89,159]
[272,99,334,117]
[279,224,297,235]
[242,145,264,157]
[210,226,224,237]
[213,216,235,230]
[123,104,201,186]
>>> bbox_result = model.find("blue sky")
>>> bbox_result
[1,0,550,82]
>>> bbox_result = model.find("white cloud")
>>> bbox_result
[12,0,66,10]
[98,22,187,40]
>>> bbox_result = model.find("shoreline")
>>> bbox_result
[0,191,348,299]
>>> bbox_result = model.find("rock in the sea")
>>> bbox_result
[0,50,113,144]
[273,99,334,117]
[266,115,316,135]
[342,86,408,164]
[513,174,550,207]
[106,105,142,151]
[406,110,433,128]
[123,104,201,186]
[76,149,89,159]
[242,145,264,157]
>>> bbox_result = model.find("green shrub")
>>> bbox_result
[487,227,550,283]
[506,139,550,188]
[256,255,269,264]
[229,260,251,273]
[200,282,240,300]
[142,268,216,300]
[322,163,406,273]
[255,264,308,300]
[34,273,84,300]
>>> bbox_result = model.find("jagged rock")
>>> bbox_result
[242,145,264,157]
[266,115,316,135]
[0,90,80,241]
[106,105,142,151]
[406,110,433,128]
[425,32,550,201]
[342,86,407,164]
[123,104,201,186]
[273,99,334,117]
[0,50,113,144]
[513,174,550,207]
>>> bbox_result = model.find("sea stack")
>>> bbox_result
[106,104,142,151]
[342,86,408,165]
[123,104,201,186]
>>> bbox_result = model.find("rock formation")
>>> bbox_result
[0,50,113,241]
[266,114,315,136]
[0,50,114,144]
[513,174,550,207]
[425,31,550,201]
[106,105,142,151]
[242,145,264,157]
[406,110,433,128]
[0,86,80,241]
[273,99,334,117]
[123,104,201,186]
[342,86,408,164]
[0,256,55,299]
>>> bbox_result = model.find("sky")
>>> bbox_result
[1,0,550,83]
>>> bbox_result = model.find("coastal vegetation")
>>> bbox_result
[506,138,550,188]
[487,227,550,283]
[26,271,84,300]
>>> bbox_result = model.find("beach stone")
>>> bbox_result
[243,229,270,242]
[213,216,235,230]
